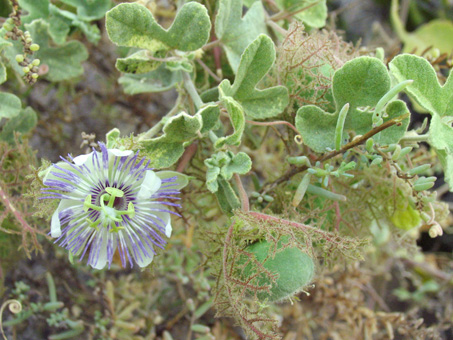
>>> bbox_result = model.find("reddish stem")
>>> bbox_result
[176,142,198,173]
[246,120,299,134]
[233,173,249,212]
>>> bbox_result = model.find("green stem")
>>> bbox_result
[46,272,57,303]
[400,133,429,143]
[182,72,203,110]
[391,0,410,43]
[335,103,350,151]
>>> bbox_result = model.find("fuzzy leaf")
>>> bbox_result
[296,56,410,152]
[20,0,106,44]
[116,50,165,74]
[275,0,327,28]
[0,92,21,120]
[48,4,100,44]
[118,64,182,94]
[389,54,453,188]
[215,0,267,73]
[215,96,245,148]
[106,2,211,52]
[0,29,12,51]
[0,107,37,144]
[141,112,202,168]
[196,104,220,134]
[19,0,49,23]
[59,0,111,21]
[216,177,241,214]
[219,34,289,120]
[165,60,193,73]
[240,236,315,302]
[0,61,6,85]
[220,152,252,180]
[204,151,251,193]
[16,20,89,81]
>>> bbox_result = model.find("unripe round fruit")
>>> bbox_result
[240,236,315,302]
[22,67,30,73]
[30,43,40,51]
[32,59,40,66]
[3,23,13,31]
[15,54,24,63]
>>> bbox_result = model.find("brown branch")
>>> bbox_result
[262,113,409,194]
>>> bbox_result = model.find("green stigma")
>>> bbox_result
[83,187,135,233]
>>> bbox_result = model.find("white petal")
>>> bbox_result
[137,170,161,199]
[73,151,94,166]
[156,171,189,190]
[50,210,61,238]
[50,199,79,238]
[165,219,172,238]
[91,230,108,270]
[125,231,154,268]
[108,149,133,157]
[58,199,80,212]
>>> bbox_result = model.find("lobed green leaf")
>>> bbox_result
[106,2,211,52]
[389,54,453,189]
[0,92,22,120]
[215,0,267,73]
[219,34,289,120]
[118,64,182,94]
[296,56,410,152]
[141,112,202,168]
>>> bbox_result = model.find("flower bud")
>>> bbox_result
[428,223,443,238]
[30,43,40,51]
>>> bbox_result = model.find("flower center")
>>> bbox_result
[83,187,135,233]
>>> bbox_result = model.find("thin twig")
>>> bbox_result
[261,113,409,195]
[234,174,249,212]
[196,59,222,82]
[246,120,299,134]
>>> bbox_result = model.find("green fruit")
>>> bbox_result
[30,43,40,51]
[390,204,421,230]
[240,236,315,302]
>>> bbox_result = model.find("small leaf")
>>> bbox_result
[389,54,453,189]
[274,0,327,28]
[0,92,22,120]
[141,112,202,168]
[0,61,6,84]
[215,96,245,148]
[118,64,182,94]
[48,4,100,44]
[196,104,220,134]
[219,34,289,120]
[0,30,12,51]
[204,151,251,193]
[106,2,211,52]
[19,0,50,23]
[216,177,241,214]
[116,50,165,74]
[165,60,193,73]
[17,20,89,81]
[220,152,252,180]
[59,0,111,21]
[296,56,410,152]
[215,0,267,73]
[0,107,37,144]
